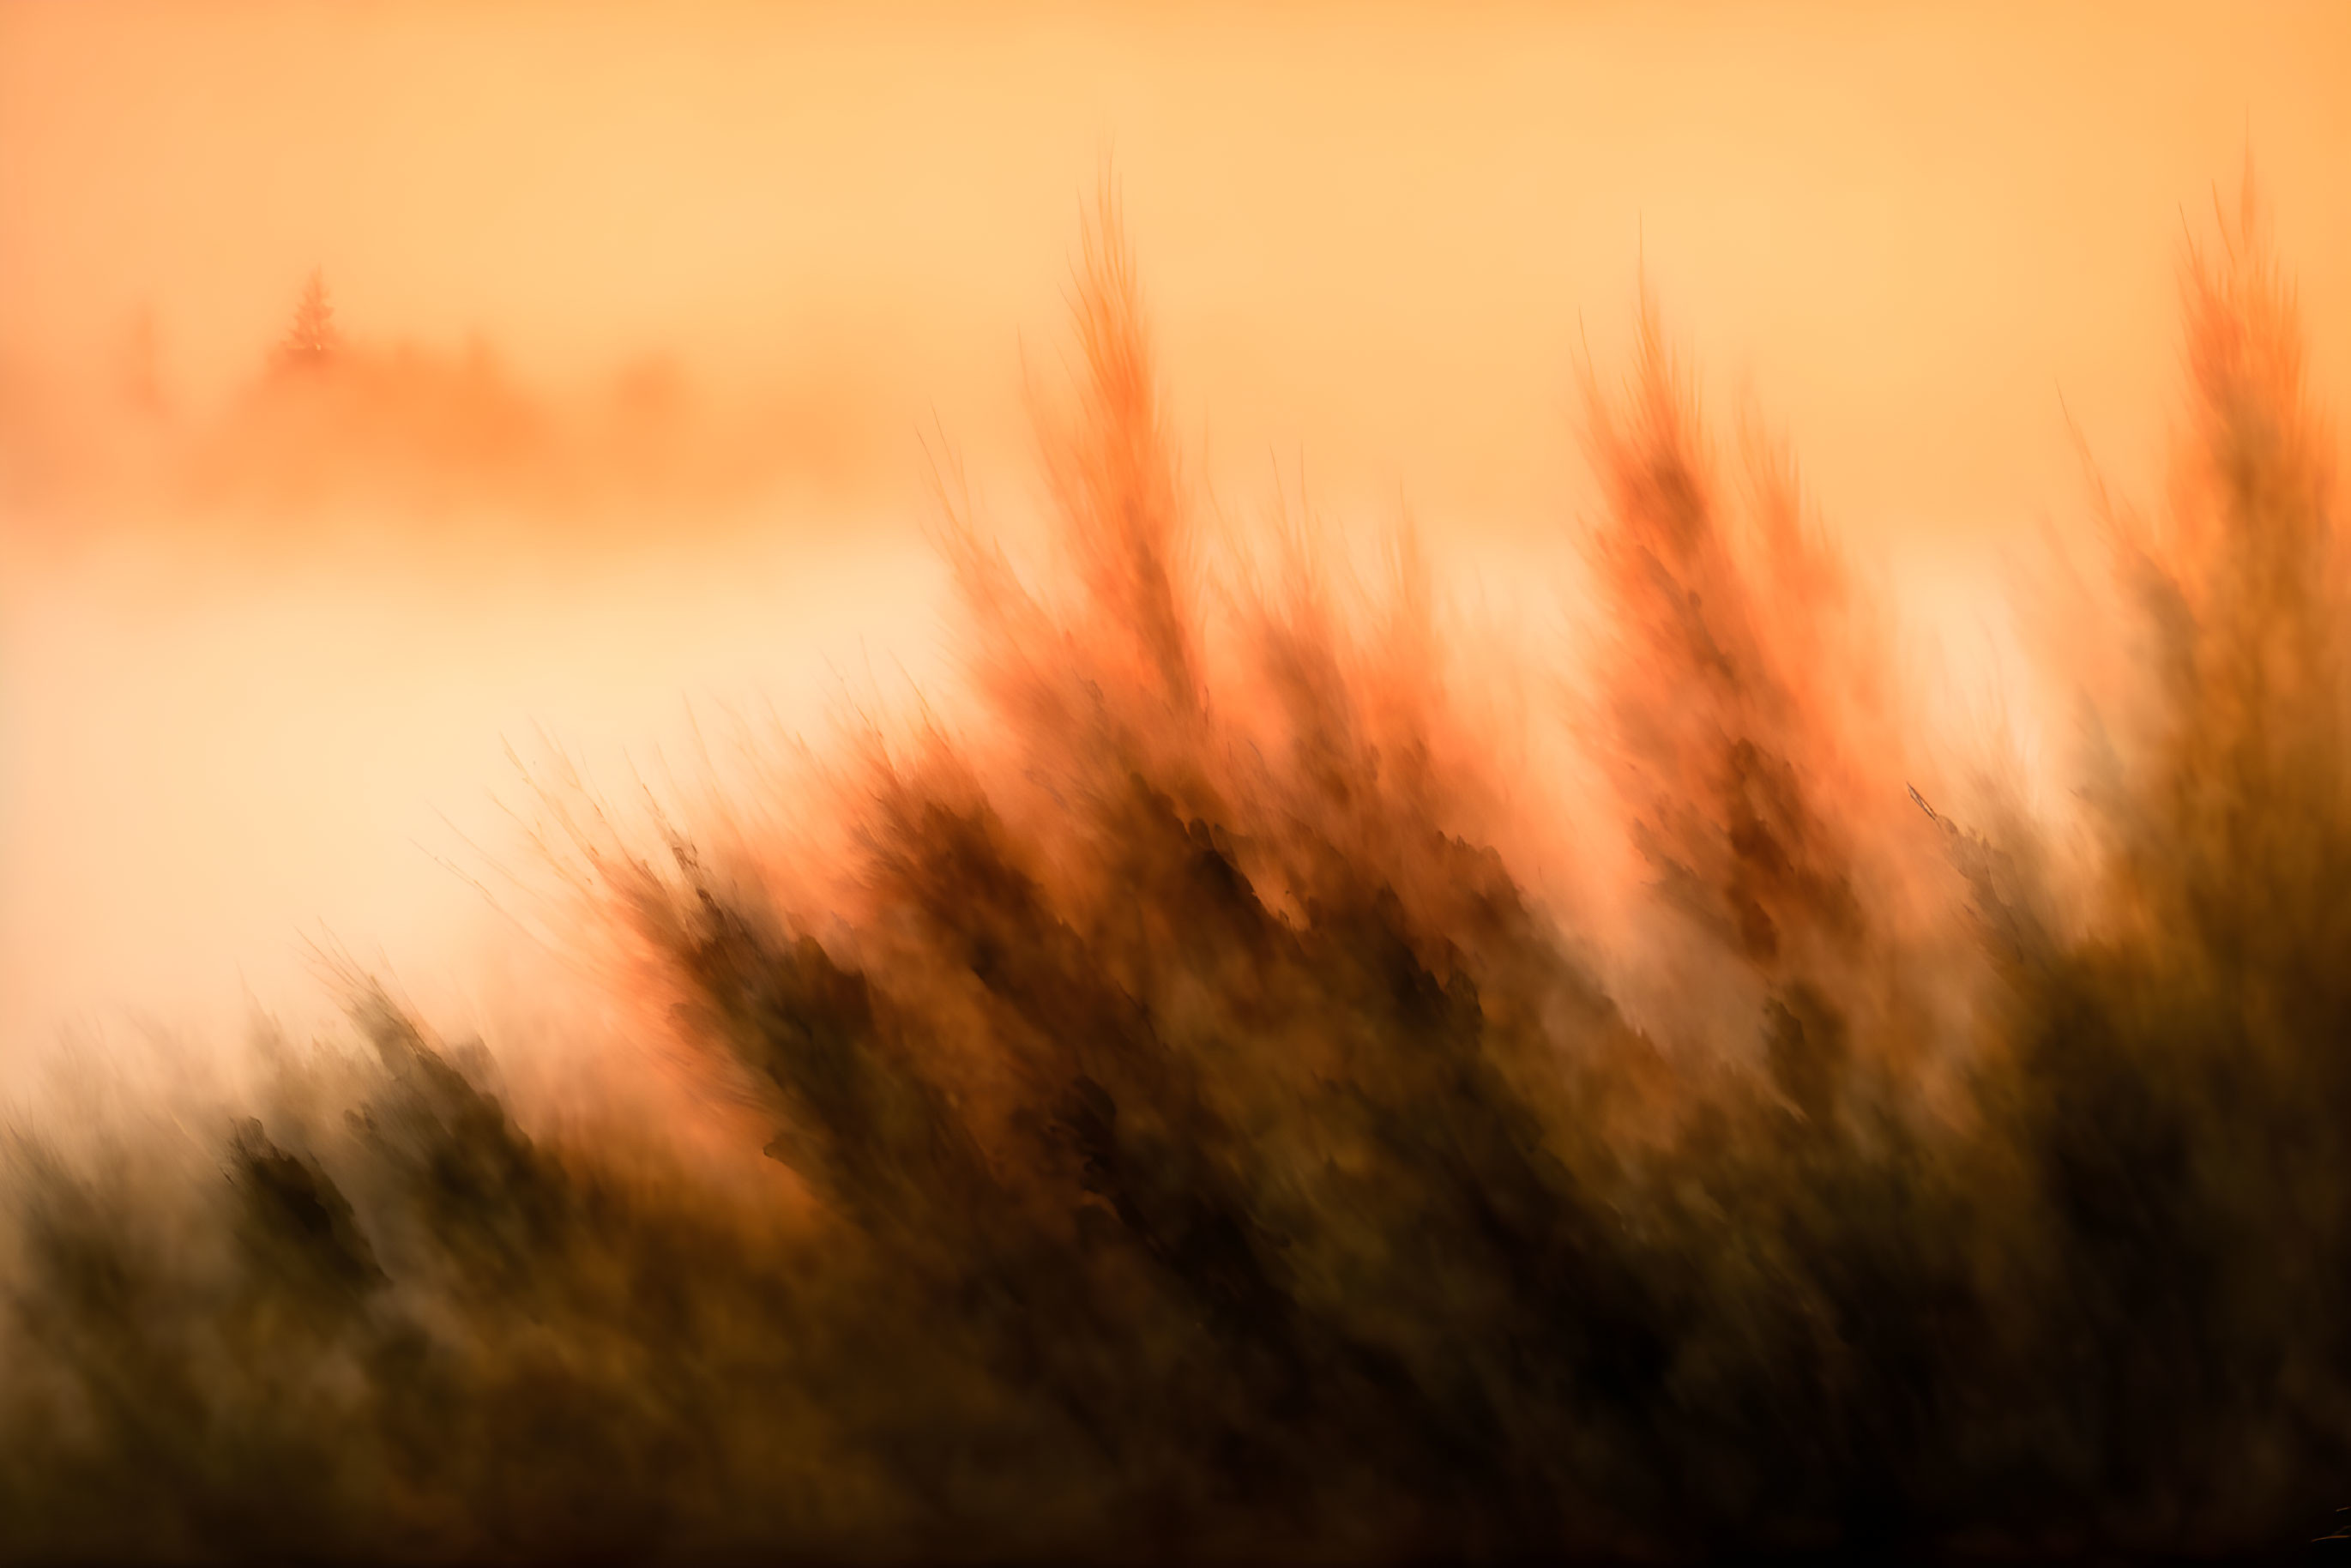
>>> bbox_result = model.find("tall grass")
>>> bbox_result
[3,178,2346,1563]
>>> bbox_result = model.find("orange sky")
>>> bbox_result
[1,2,2347,1068]
[8,3,2348,532]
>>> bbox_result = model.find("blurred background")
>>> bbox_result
[1,0,2344,1064]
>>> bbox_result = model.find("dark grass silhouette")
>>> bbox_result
[4,178,2348,1564]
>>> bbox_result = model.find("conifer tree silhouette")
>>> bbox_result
[274,268,341,371]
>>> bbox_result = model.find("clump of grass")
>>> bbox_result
[3,175,2348,1564]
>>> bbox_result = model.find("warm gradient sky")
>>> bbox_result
[1,2,2347,1067]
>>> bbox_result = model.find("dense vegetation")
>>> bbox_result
[5,184,2347,1564]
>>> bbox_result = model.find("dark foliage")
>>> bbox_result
[4,184,2346,1564]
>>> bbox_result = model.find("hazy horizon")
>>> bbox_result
[5,3,2346,1065]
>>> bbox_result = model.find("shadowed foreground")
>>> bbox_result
[5,186,2350,1564]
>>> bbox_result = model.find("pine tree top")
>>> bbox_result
[275,268,341,371]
